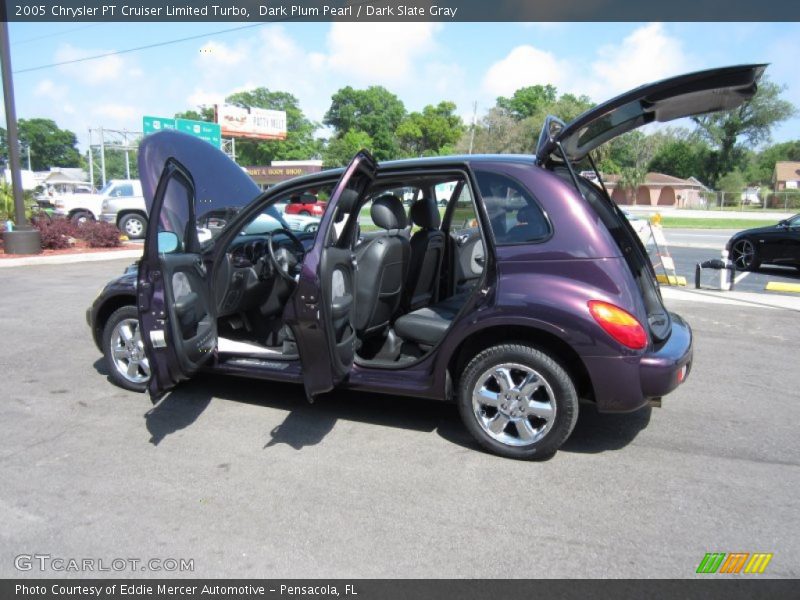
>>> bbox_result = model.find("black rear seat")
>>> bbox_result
[394,292,469,347]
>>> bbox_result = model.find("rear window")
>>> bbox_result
[474,170,550,245]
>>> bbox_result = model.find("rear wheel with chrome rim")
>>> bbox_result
[730,238,760,271]
[458,344,578,459]
[102,305,150,392]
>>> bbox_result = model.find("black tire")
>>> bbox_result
[458,344,579,460]
[70,210,94,225]
[102,305,149,392]
[730,238,760,271]
[299,210,311,216]
[119,213,147,240]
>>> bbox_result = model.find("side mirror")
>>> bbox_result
[778,219,788,227]
[157,231,179,254]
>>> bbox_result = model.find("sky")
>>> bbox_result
[4,21,800,153]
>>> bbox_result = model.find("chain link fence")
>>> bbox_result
[690,190,800,212]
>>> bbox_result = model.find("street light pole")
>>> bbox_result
[0,21,41,254]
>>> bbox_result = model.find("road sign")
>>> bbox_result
[142,115,176,135]
[176,118,221,148]
[142,115,221,148]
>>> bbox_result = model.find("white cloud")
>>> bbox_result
[55,44,126,85]
[482,45,569,98]
[588,23,687,98]
[324,22,442,85]
[92,103,139,121]
[197,41,246,67]
[34,79,68,101]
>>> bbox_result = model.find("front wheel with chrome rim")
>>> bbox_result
[102,305,150,392]
[458,344,578,459]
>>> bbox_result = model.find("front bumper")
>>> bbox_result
[582,312,693,413]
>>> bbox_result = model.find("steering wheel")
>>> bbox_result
[267,228,306,282]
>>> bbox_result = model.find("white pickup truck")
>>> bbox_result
[97,180,148,239]
[53,179,144,231]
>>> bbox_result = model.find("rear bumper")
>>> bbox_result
[639,312,693,399]
[582,312,693,413]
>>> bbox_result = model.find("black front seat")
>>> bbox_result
[404,197,445,311]
[354,194,410,338]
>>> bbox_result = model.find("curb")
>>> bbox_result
[0,248,142,268]
[765,281,800,294]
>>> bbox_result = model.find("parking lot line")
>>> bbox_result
[765,281,800,294]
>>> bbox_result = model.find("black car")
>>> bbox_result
[727,214,800,271]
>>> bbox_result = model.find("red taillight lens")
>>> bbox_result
[588,300,648,350]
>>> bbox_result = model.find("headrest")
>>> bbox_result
[409,197,441,230]
[371,194,407,231]
[338,188,359,213]
[516,206,537,224]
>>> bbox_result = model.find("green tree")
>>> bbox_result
[648,138,713,181]
[17,118,82,170]
[691,78,796,185]
[717,169,747,198]
[223,88,321,165]
[174,106,215,122]
[322,130,374,168]
[324,86,406,160]
[496,85,558,120]
[396,101,464,157]
[745,140,800,186]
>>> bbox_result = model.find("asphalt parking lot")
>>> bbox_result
[1,258,798,578]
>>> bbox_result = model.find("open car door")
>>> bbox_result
[286,151,377,400]
[137,130,261,402]
[137,159,216,402]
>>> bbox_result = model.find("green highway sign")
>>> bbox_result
[176,118,221,148]
[142,115,176,135]
[142,115,221,148]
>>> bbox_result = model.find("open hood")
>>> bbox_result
[536,64,768,164]
[138,130,260,223]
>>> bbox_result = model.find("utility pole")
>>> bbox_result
[123,130,130,179]
[87,128,94,188]
[99,126,106,187]
[468,101,478,155]
[0,21,41,253]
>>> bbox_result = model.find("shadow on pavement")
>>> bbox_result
[142,372,650,455]
[562,403,652,453]
[753,265,800,281]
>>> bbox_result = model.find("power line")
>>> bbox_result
[13,22,267,75]
[12,23,104,46]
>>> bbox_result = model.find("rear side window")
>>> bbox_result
[474,170,550,245]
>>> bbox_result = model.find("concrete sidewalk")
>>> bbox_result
[662,285,800,311]
[626,207,795,221]
[0,247,142,268]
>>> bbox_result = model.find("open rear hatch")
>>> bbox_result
[536,64,767,343]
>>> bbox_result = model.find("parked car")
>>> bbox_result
[86,64,766,458]
[283,192,326,217]
[54,179,141,225]
[727,213,800,271]
[99,181,147,239]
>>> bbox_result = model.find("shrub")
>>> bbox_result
[35,217,78,250]
[78,220,123,248]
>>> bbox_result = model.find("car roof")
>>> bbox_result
[263,154,539,196]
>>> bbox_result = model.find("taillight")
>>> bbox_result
[588,300,648,350]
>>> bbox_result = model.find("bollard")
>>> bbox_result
[695,263,702,289]
[720,250,730,290]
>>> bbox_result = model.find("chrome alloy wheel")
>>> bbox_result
[731,238,756,270]
[471,363,556,447]
[109,317,150,384]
